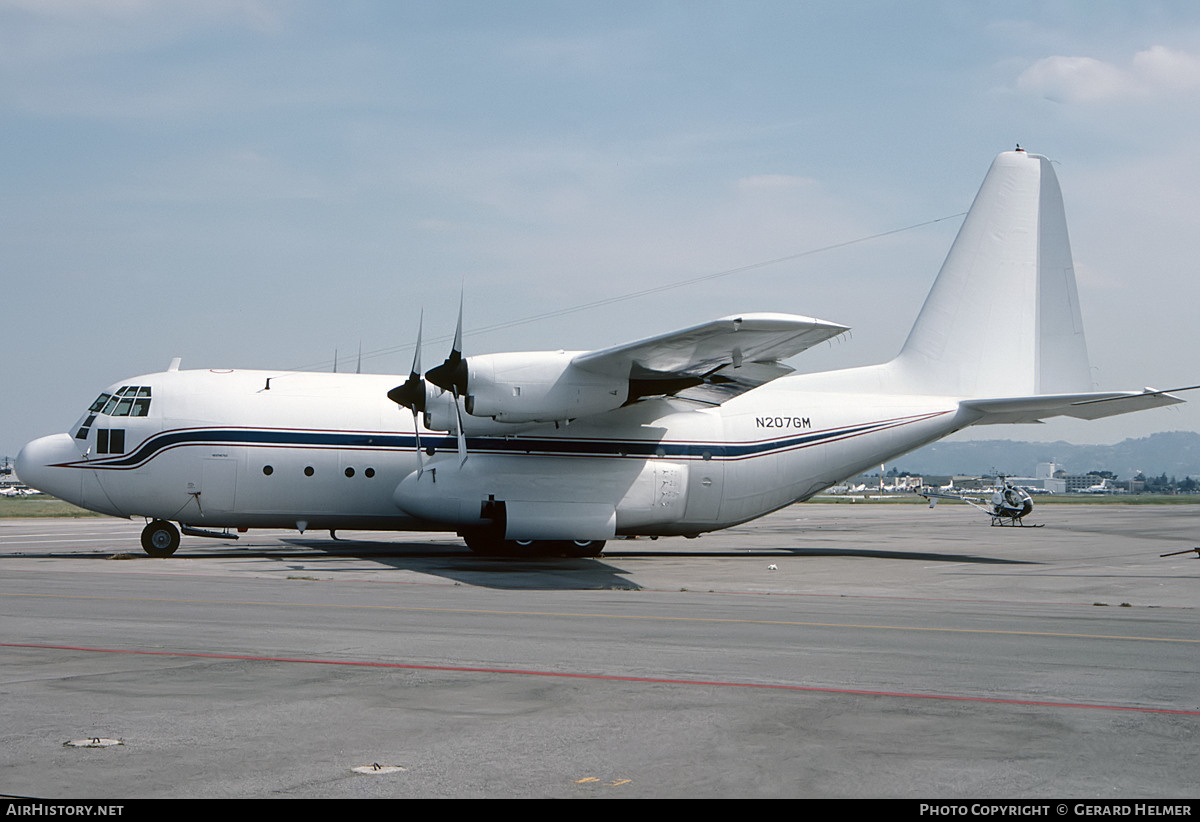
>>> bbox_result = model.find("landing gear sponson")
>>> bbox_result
[136,518,603,559]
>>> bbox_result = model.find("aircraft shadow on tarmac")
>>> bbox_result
[8,538,1035,592]
[245,537,651,591]
[747,547,1038,564]
[272,538,1039,569]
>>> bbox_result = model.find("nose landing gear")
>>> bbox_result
[141,520,180,557]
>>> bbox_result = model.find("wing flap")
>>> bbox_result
[652,361,797,406]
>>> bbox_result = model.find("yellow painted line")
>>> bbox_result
[1,590,1196,644]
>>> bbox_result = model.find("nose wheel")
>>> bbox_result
[141,520,180,557]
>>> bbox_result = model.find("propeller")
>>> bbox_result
[424,295,468,465]
[387,310,427,475]
[386,300,469,467]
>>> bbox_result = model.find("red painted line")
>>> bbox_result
[6,642,1198,716]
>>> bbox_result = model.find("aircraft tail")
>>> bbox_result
[889,149,1092,398]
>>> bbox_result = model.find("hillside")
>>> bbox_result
[893,431,1200,479]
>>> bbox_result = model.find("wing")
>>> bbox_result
[572,312,848,403]
[574,312,848,377]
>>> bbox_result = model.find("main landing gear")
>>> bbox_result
[140,520,180,557]
[461,530,606,558]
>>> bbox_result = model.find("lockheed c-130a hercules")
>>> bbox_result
[16,150,1191,558]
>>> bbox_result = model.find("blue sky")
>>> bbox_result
[4,1,1199,461]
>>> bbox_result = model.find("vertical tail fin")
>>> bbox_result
[891,150,1092,398]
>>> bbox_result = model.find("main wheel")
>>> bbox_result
[461,530,606,559]
[141,520,180,557]
[558,540,606,558]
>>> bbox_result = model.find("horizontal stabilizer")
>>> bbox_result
[961,386,1192,425]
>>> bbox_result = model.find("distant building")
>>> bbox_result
[1035,462,1059,479]
[1005,475,1066,493]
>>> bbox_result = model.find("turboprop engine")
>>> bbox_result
[389,304,633,434]
[452,351,629,423]
[410,352,631,432]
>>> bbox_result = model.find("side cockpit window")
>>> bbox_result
[75,415,96,440]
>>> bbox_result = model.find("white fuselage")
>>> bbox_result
[17,365,969,539]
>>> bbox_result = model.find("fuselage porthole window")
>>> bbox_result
[345,467,355,478]
[263,465,273,476]
[304,466,315,477]
[365,467,376,478]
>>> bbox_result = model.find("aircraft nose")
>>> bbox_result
[16,433,83,502]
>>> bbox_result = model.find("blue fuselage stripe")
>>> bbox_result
[74,414,941,470]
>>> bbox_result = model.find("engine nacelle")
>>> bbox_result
[420,389,539,435]
[460,351,628,423]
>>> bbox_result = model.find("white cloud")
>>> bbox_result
[1017,45,1200,103]
[1131,44,1200,91]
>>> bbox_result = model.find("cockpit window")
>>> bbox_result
[93,386,152,417]
[75,414,96,440]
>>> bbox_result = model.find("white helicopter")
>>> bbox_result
[16,149,1191,557]
[918,481,1039,527]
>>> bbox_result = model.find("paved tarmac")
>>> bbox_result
[0,502,1197,798]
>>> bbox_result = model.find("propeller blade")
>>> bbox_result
[425,293,468,395]
[412,407,425,476]
[386,312,428,476]
[452,385,468,466]
[386,310,426,413]
[410,314,425,475]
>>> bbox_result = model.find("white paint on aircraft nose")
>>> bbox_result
[16,433,83,504]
